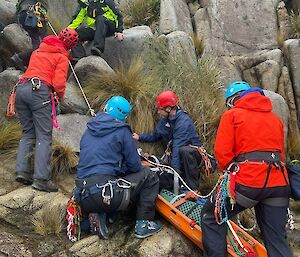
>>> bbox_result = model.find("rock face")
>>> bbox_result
[102,26,154,69]
[159,0,193,34]
[0,0,17,26]
[0,68,22,116]
[53,113,91,152]
[194,0,278,56]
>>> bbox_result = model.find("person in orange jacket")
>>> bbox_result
[201,81,292,257]
[15,28,78,192]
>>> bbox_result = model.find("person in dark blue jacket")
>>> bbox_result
[75,96,162,239]
[133,90,204,190]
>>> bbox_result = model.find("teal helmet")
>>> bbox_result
[225,81,251,100]
[105,96,131,121]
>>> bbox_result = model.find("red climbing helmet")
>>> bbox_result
[155,90,179,109]
[58,28,78,49]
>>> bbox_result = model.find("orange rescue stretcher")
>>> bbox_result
[155,189,267,257]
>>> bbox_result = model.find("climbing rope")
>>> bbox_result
[47,22,96,117]
[138,148,221,199]
[237,208,257,232]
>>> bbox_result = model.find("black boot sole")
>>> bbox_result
[16,174,33,185]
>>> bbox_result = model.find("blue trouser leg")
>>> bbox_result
[255,203,293,257]
[201,198,246,257]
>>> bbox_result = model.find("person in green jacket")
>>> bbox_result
[68,0,124,59]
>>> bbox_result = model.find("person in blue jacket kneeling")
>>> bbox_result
[75,96,162,239]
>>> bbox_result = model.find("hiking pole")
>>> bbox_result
[47,22,96,117]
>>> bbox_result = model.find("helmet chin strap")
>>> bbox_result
[226,95,240,109]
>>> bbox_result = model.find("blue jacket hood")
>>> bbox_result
[87,112,131,137]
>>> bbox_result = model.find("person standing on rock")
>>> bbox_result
[201,81,292,257]
[11,0,48,71]
[15,28,78,192]
[68,0,124,60]
[74,96,162,239]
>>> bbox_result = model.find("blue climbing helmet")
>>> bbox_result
[225,81,251,100]
[105,96,131,121]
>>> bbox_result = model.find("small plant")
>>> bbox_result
[287,133,300,161]
[51,140,78,178]
[276,30,285,48]
[0,120,21,159]
[290,10,300,38]
[191,33,205,57]
[120,0,160,28]
[32,203,65,236]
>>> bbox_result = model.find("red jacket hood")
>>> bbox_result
[234,92,272,112]
[39,35,70,58]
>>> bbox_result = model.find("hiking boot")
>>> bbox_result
[107,212,118,224]
[16,172,33,185]
[91,47,103,57]
[89,212,109,239]
[134,220,162,239]
[32,179,58,192]
[11,53,26,71]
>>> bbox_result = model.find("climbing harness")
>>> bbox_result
[47,22,96,117]
[50,91,60,130]
[66,196,82,242]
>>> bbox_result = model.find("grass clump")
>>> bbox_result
[120,0,160,28]
[276,30,285,48]
[51,140,78,178]
[143,38,224,152]
[290,11,300,38]
[32,203,65,236]
[0,120,21,159]
[287,133,300,161]
[191,33,205,57]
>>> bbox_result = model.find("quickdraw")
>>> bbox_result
[66,196,82,242]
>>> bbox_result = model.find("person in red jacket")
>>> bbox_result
[15,28,78,192]
[201,81,292,257]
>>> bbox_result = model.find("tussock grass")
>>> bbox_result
[120,0,160,28]
[51,140,78,178]
[276,30,285,48]
[32,204,65,236]
[287,133,300,161]
[191,33,204,57]
[143,38,224,152]
[0,120,21,159]
[290,11,300,38]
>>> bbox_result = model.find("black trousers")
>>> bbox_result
[71,15,117,59]
[79,167,159,220]
[17,11,47,66]
[200,197,293,257]
[179,146,203,190]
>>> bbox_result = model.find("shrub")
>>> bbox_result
[191,33,205,57]
[32,203,65,236]
[0,120,21,159]
[290,11,300,38]
[51,140,78,178]
[120,0,160,28]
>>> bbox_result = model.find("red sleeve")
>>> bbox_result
[214,111,235,171]
[52,55,69,101]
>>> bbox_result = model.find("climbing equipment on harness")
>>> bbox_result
[47,21,96,117]
[50,91,60,130]
[75,176,132,210]
[190,145,216,177]
[6,83,18,117]
[66,196,82,242]
[287,207,295,230]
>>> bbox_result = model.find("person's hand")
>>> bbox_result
[133,133,139,141]
[114,32,124,41]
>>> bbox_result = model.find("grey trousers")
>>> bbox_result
[15,81,53,180]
